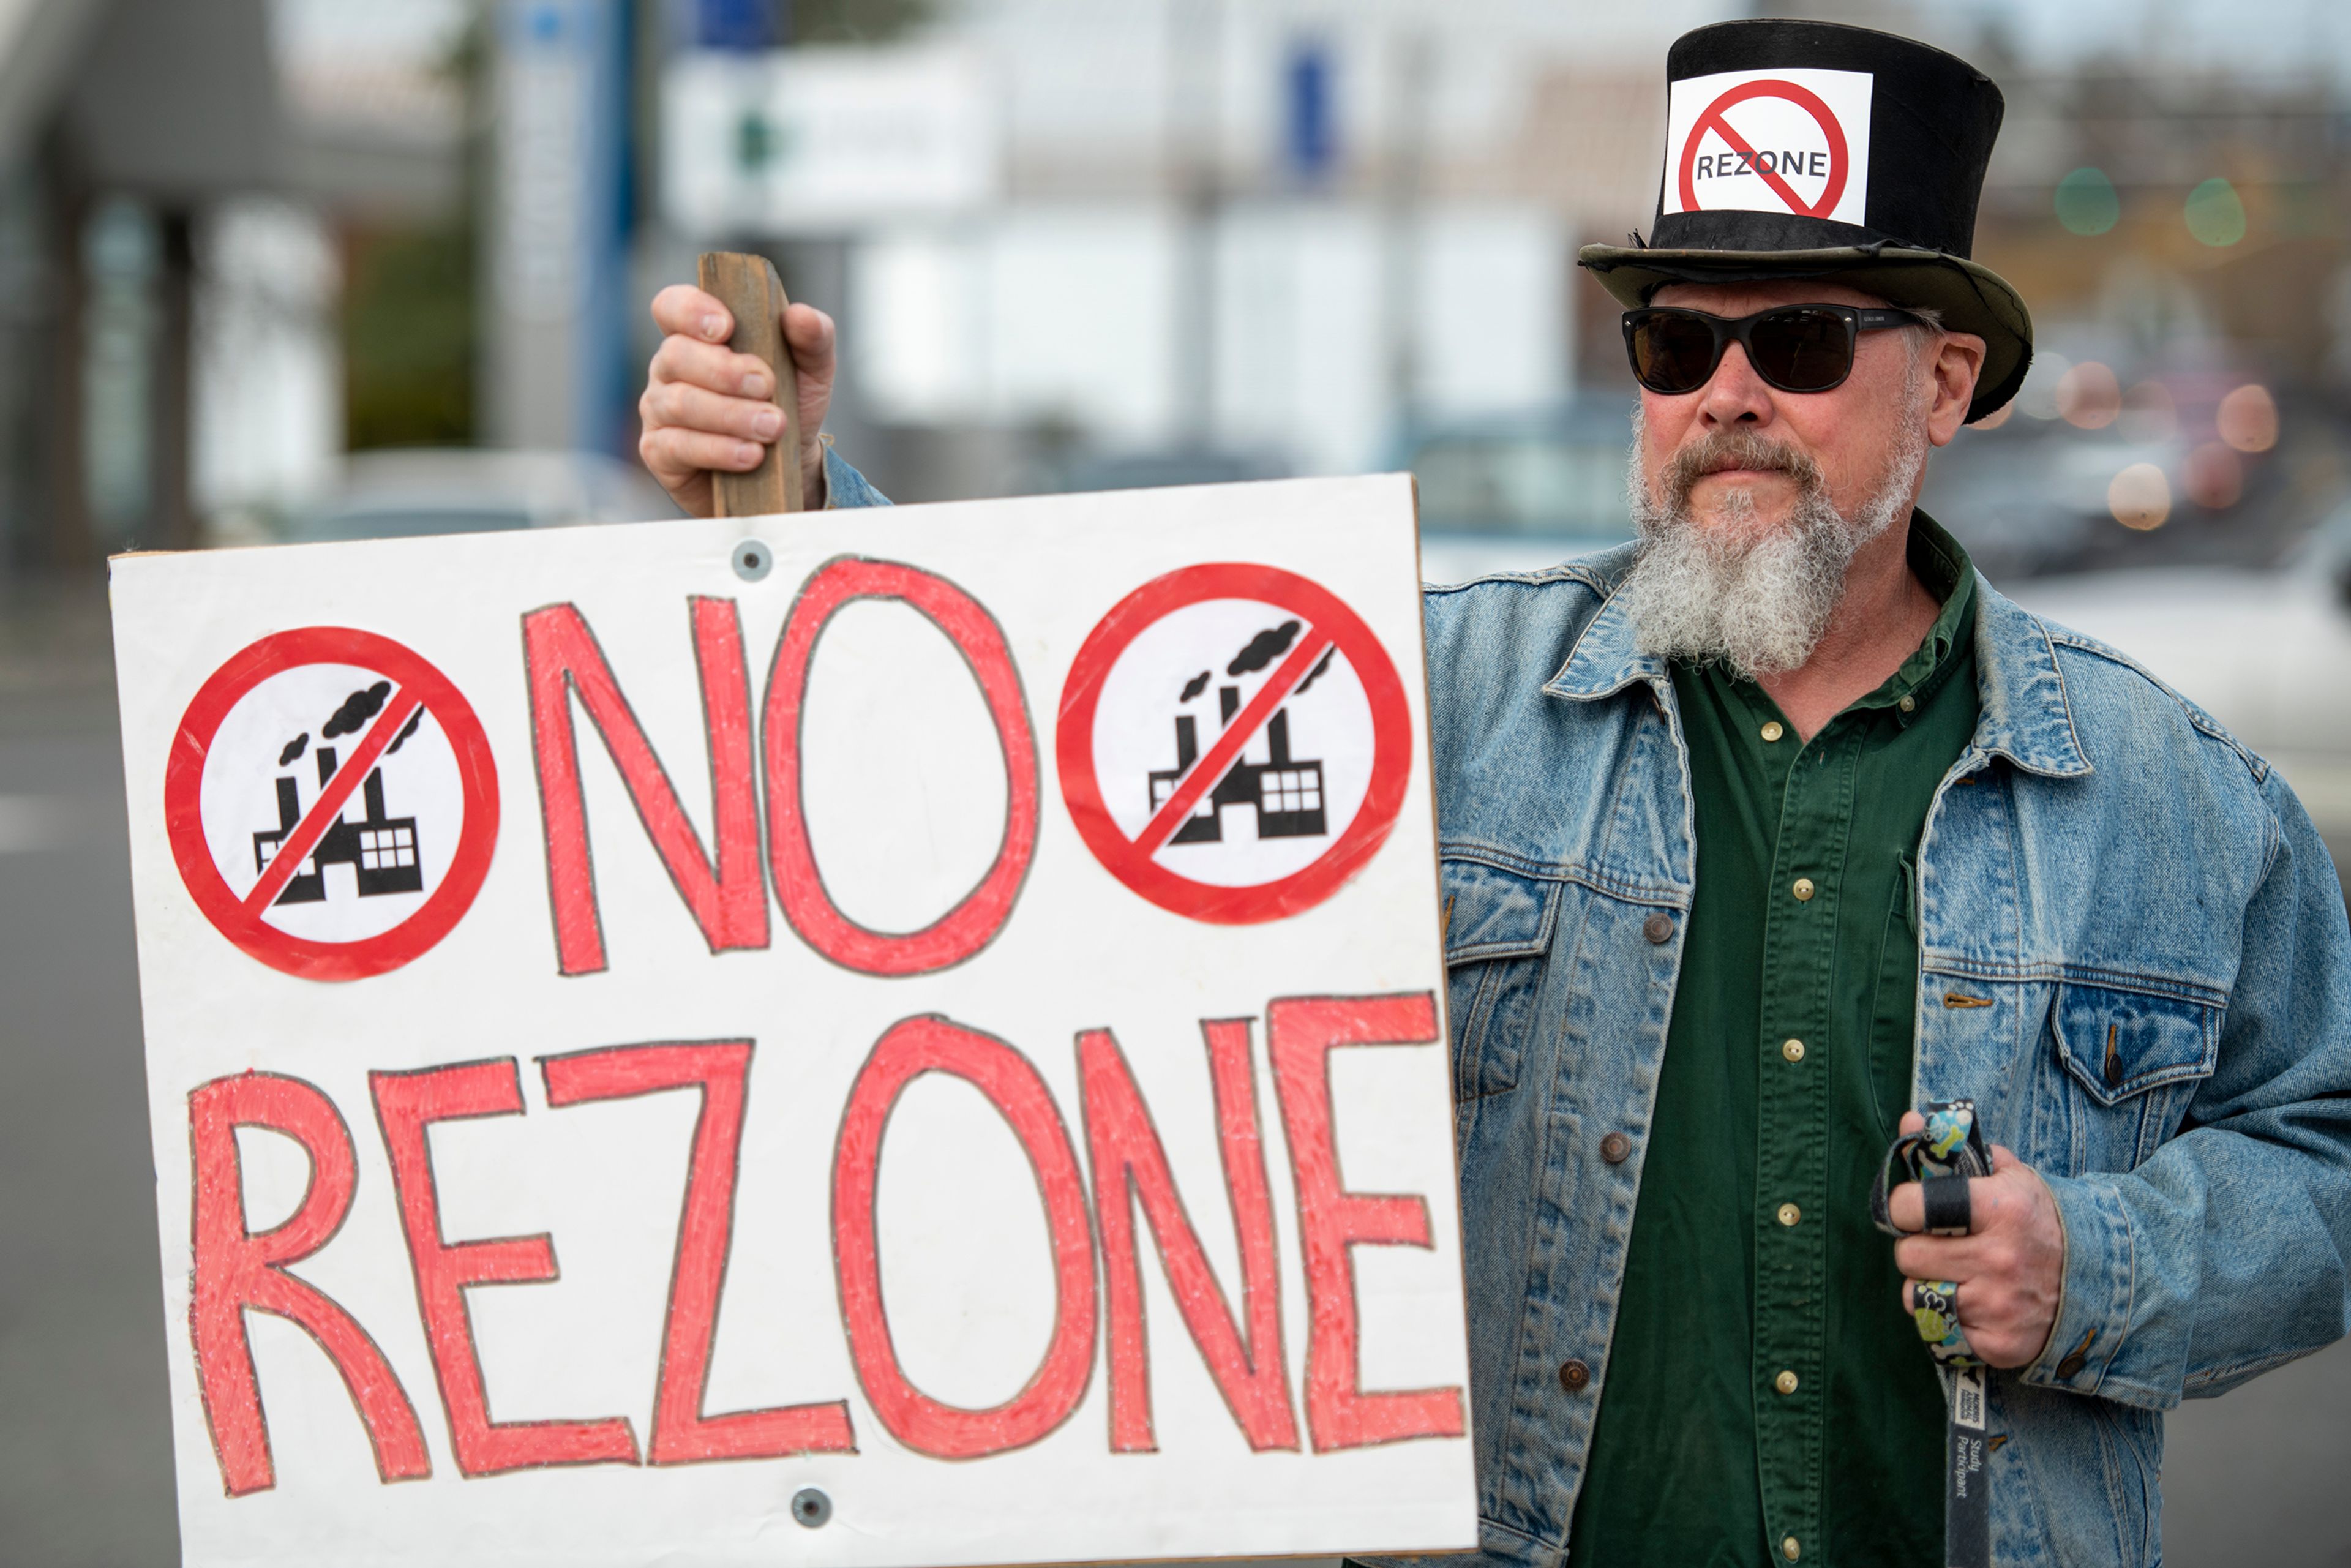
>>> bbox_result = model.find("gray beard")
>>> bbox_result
[1614,412,1929,680]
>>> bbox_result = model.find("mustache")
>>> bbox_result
[1657,430,1826,506]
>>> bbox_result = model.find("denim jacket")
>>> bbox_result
[1422,542,2351,1568]
[827,459,2351,1566]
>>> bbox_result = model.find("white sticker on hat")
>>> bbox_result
[1661,68,1873,227]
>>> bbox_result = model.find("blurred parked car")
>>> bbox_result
[1395,401,1636,583]
[1032,443,1289,497]
[282,449,678,544]
[2012,505,2351,858]
[1919,422,2170,580]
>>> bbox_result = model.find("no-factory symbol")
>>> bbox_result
[1678,78,1851,219]
[165,627,499,981]
[1057,563,1410,924]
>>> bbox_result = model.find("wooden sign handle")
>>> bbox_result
[696,250,805,516]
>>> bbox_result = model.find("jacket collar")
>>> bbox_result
[1543,546,1664,702]
[1540,547,2093,779]
[1968,576,2093,778]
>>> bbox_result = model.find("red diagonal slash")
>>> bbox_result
[242,688,423,915]
[1131,629,1334,858]
[1703,115,1810,216]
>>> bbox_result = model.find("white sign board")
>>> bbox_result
[110,476,1476,1568]
[663,47,1001,237]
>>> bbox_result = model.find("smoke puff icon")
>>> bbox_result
[1227,621,1301,677]
[322,681,392,740]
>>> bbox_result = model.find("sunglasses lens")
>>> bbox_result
[1629,314,1720,393]
[1749,309,1854,391]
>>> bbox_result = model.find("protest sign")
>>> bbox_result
[109,474,1476,1568]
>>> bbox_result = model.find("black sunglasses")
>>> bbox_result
[1621,304,1926,396]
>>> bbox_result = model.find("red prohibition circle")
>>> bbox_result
[164,626,500,982]
[1678,78,1850,218]
[1057,562,1412,925]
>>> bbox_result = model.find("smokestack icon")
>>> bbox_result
[1146,623,1329,845]
[249,684,426,905]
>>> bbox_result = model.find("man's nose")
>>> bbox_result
[1698,342,1775,429]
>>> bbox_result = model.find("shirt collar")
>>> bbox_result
[1853,509,1974,722]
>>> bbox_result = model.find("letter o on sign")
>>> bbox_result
[763,557,1040,976]
[831,1016,1097,1459]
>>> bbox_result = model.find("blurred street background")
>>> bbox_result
[7,0,2351,1562]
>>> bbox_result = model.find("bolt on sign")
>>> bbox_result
[108,474,1475,1568]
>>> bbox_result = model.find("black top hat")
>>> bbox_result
[1579,20,2031,421]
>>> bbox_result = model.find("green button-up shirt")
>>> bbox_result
[1567,514,1981,1567]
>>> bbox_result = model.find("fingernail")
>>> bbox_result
[752,408,782,438]
[701,313,727,340]
[740,370,771,398]
[735,441,762,467]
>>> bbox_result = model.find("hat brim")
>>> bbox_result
[1577,244,2032,424]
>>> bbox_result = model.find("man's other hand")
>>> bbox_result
[639,283,837,516]
[1886,1111,2066,1370]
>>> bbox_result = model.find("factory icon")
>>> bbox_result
[1147,683,1328,844]
[249,681,426,906]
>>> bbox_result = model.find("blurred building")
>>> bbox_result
[1,0,2347,573]
[659,0,1726,495]
[0,0,478,569]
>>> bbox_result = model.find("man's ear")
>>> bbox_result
[1926,332,1987,447]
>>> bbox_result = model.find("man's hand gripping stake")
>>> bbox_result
[695,251,804,516]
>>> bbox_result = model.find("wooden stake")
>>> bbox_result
[696,250,804,516]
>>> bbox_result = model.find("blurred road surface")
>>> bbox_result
[4,605,2349,1567]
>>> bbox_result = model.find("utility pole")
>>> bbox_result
[484,0,632,454]
[1169,0,1223,449]
[1382,31,1432,434]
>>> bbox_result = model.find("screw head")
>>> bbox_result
[791,1487,831,1528]
[732,538,773,582]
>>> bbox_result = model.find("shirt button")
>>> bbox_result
[1641,912,1674,943]
[1791,877,1815,901]
[1777,1202,1801,1227]
[1782,1038,1805,1063]
[1782,1536,1802,1562]
[1559,1359,1591,1392]
[1600,1131,1632,1164]
[1774,1369,1799,1395]
[1899,694,1917,714]
[1760,720,1785,742]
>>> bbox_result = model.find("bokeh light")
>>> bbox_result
[2057,361,2121,429]
[2184,442,2244,509]
[2109,462,2172,530]
[2216,383,2279,452]
[2185,178,2247,246]
[2055,167,2121,235]
[2120,379,2178,441]
[2017,352,2071,421]
[1969,400,2014,430]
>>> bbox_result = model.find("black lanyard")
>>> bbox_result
[1871,1100,1995,1568]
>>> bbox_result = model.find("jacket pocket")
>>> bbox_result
[2050,983,2220,1106]
[1441,857,1558,1101]
[2049,981,2221,1169]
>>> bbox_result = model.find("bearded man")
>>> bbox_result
[634,20,2351,1567]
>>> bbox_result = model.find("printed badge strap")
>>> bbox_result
[1872,1099,1994,1568]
